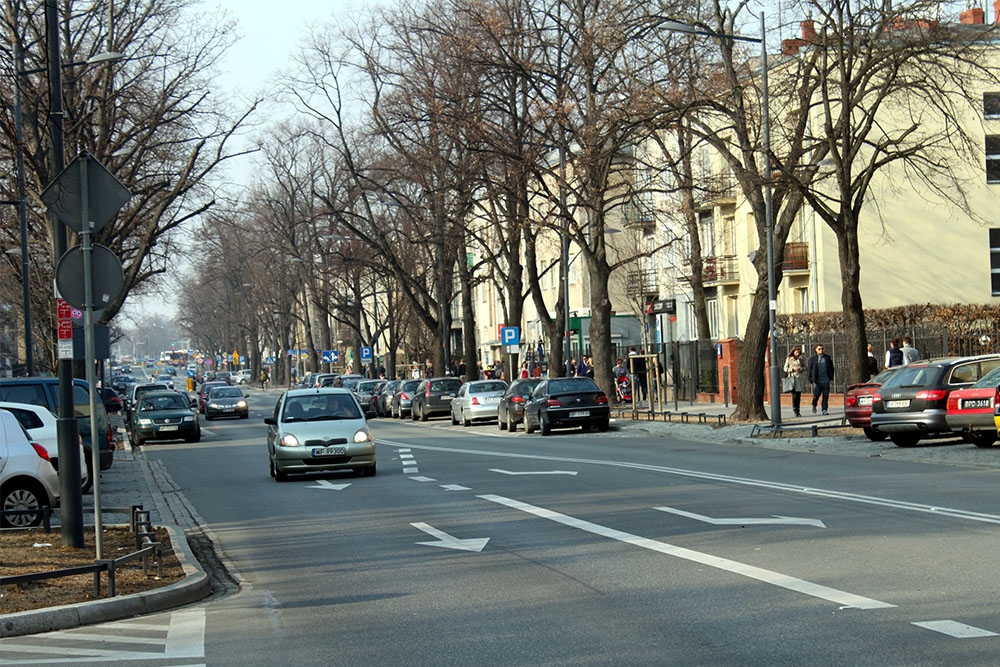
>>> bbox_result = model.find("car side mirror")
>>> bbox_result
[264,416,276,425]
[365,410,376,419]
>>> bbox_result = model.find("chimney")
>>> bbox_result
[801,19,817,43]
[960,6,985,23]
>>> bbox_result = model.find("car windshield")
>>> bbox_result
[342,379,360,390]
[282,395,362,422]
[548,378,600,394]
[210,388,243,398]
[141,395,188,411]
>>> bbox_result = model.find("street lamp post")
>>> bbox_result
[663,15,779,427]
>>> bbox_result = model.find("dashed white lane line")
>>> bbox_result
[912,621,998,638]
[441,484,472,491]
[479,493,895,611]
[403,467,420,473]
[409,476,437,482]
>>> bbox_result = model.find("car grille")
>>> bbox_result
[153,417,184,425]
[303,437,349,447]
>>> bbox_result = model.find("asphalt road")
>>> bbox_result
[12,386,1000,665]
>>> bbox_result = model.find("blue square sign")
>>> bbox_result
[500,326,519,346]
[360,346,373,361]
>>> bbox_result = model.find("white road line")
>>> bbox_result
[441,484,472,491]
[165,608,206,658]
[381,441,1000,526]
[403,467,420,473]
[479,494,895,610]
[408,475,437,482]
[912,620,998,638]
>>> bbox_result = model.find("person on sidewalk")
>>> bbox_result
[782,347,806,417]
[885,337,904,368]
[628,348,648,402]
[901,336,920,365]
[806,344,835,415]
[866,344,880,379]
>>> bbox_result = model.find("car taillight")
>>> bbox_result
[31,443,50,461]
[916,389,948,402]
[400,392,410,400]
[471,397,481,406]
[872,392,882,403]
[546,398,563,407]
[107,426,115,448]
[595,394,608,404]
[425,387,431,396]
[846,395,858,407]
[511,396,526,404]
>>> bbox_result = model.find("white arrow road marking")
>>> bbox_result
[913,620,998,638]
[480,494,893,610]
[411,522,490,552]
[655,506,826,528]
[306,480,352,490]
[441,484,472,491]
[490,469,578,476]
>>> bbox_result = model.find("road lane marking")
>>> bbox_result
[408,476,436,482]
[490,469,578,476]
[412,522,490,552]
[376,441,1000,527]
[912,620,998,638]
[479,494,894,610]
[655,506,826,528]
[441,484,471,491]
[403,467,420,473]
[306,480,351,490]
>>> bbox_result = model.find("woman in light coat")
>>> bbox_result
[783,347,807,417]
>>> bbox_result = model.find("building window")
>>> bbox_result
[987,135,1000,184]
[985,93,1000,119]
[699,211,715,256]
[991,229,1000,296]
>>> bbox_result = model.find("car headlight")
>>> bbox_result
[353,429,373,444]
[237,400,247,408]
[279,433,300,447]
[208,402,218,408]
[137,418,152,426]
[183,416,194,422]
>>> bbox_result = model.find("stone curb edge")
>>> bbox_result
[0,523,211,638]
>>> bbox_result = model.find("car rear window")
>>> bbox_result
[473,382,507,393]
[548,378,600,393]
[431,379,462,392]
[970,363,1000,388]
[878,365,939,389]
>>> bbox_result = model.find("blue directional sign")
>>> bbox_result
[360,346,373,362]
[265,356,275,365]
[332,350,340,364]
[500,326,520,346]
[322,350,336,363]
[186,369,195,377]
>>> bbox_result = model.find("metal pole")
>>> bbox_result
[762,14,781,428]
[560,145,571,378]
[11,33,33,375]
[47,0,84,548]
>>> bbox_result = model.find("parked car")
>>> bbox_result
[214,371,234,386]
[523,377,610,435]
[354,380,384,415]
[99,386,124,414]
[450,380,508,426]
[0,401,89,491]
[944,363,1000,448]
[391,379,421,419]
[411,377,463,421]
[498,378,545,432]
[264,388,376,481]
[318,374,342,387]
[198,381,229,413]
[844,367,900,441]
[339,374,366,391]
[204,385,249,420]
[125,382,172,421]
[0,408,61,528]
[235,369,253,385]
[130,391,201,446]
[0,376,115,477]
[870,354,1000,447]
[375,380,400,417]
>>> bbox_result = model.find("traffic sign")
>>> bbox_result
[265,356,275,365]
[332,350,340,364]
[322,350,336,363]
[360,346,373,362]
[500,326,519,346]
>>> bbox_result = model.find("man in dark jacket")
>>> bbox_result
[806,344,835,415]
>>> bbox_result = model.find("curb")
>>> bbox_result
[0,523,212,638]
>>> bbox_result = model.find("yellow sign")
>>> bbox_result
[232,351,240,365]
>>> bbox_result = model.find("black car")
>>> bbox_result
[870,354,1000,447]
[375,380,400,417]
[498,378,544,432]
[411,377,463,421]
[523,377,610,435]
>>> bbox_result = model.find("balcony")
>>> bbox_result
[781,242,810,272]
[621,203,656,234]
[703,255,740,284]
[626,269,658,299]
[698,174,737,205]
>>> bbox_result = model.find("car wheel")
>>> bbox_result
[1,481,45,529]
[890,433,921,448]
[269,458,276,478]
[134,436,145,447]
[498,408,507,431]
[969,431,997,448]
[540,413,551,436]
[186,429,201,443]
[241,412,249,419]
[863,427,887,441]
[462,410,471,427]
[524,414,535,434]
[597,419,610,432]
[451,410,459,426]
[82,461,94,493]
[411,406,419,421]
[420,406,428,422]
[508,412,517,433]
[362,464,377,477]
[205,413,213,420]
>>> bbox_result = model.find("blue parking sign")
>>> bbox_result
[360,346,373,362]
[500,326,519,346]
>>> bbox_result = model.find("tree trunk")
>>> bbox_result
[588,262,614,398]
[733,286,770,422]
[836,219,868,385]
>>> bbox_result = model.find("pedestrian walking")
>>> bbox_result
[901,336,920,365]
[885,338,904,368]
[782,347,806,417]
[806,344,835,415]
[866,344,880,378]
[259,370,268,390]
[628,347,648,402]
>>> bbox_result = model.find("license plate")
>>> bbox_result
[886,400,910,409]
[224,407,235,412]
[483,396,499,403]
[962,398,992,409]
[442,396,453,401]
[160,425,178,431]
[568,410,590,418]
[312,446,346,457]
[858,396,873,406]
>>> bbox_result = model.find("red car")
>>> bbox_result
[944,364,1000,448]
[844,367,899,441]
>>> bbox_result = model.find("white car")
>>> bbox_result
[0,408,61,528]
[0,401,89,492]
[235,369,253,385]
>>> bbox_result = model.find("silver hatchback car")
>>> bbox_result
[265,388,376,481]
[450,380,508,426]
